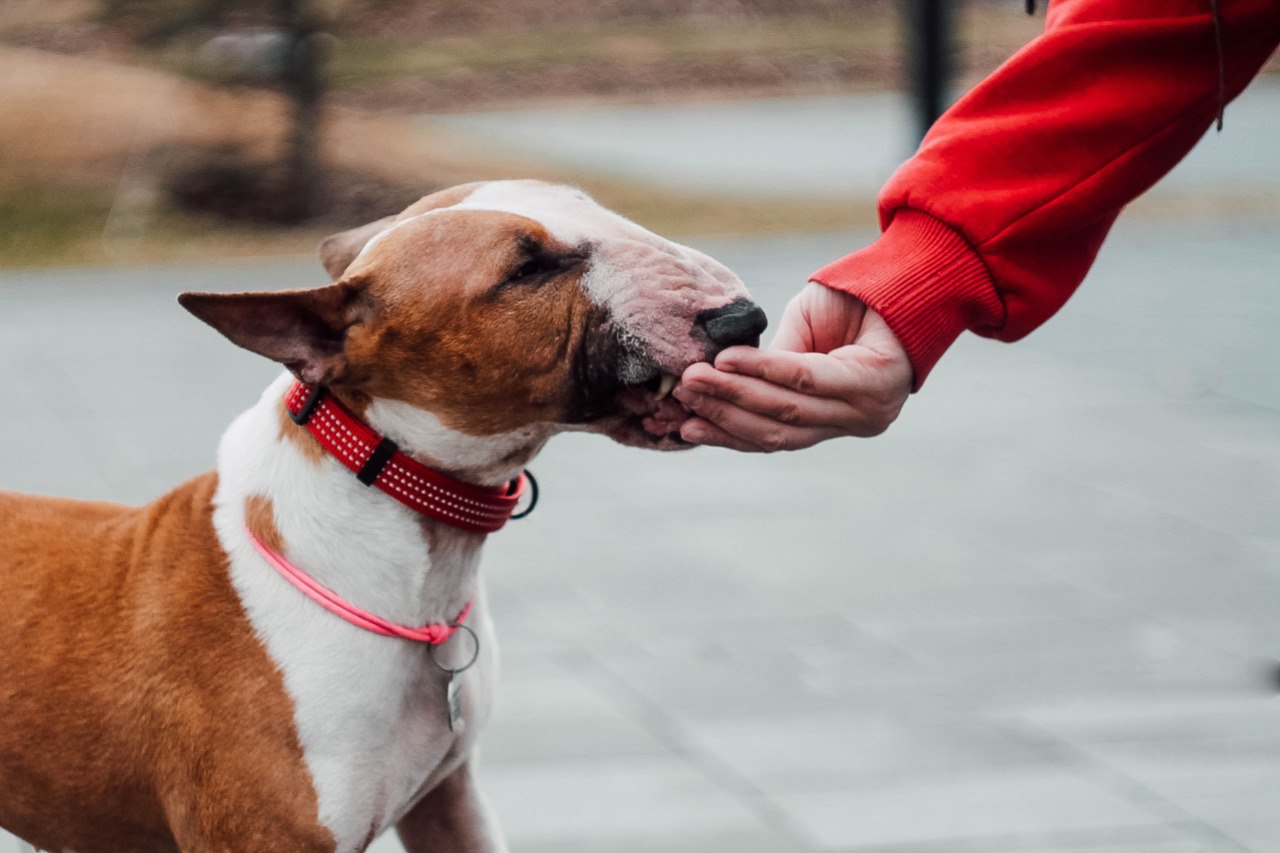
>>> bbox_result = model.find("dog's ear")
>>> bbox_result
[319,215,396,281]
[178,283,367,386]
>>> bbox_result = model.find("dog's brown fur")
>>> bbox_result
[0,180,752,851]
[0,475,332,851]
[339,211,602,435]
[0,183,603,851]
[203,185,605,450]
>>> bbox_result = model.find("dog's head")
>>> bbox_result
[180,180,763,454]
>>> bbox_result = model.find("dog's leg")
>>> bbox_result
[395,763,508,853]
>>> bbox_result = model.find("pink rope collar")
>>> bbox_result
[245,526,471,644]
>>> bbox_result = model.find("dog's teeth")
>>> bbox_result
[655,374,677,401]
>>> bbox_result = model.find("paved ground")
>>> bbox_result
[1,210,1278,851]
[425,81,1280,201]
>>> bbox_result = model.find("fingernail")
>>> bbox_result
[679,391,703,409]
[681,424,705,443]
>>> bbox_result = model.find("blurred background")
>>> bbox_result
[0,0,1052,266]
[2,2,1280,851]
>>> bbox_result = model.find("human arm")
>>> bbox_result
[680,0,1280,451]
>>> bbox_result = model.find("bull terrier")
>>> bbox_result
[0,180,766,852]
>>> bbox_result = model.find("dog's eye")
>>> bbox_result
[496,245,584,292]
[509,255,564,282]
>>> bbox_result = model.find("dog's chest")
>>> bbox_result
[305,626,498,849]
[233,576,499,852]
[214,517,498,850]
[209,379,504,850]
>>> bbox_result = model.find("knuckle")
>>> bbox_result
[849,412,893,437]
[877,392,906,423]
[879,383,907,412]
[697,396,726,419]
[788,366,815,393]
[858,381,905,418]
[773,402,804,425]
[758,430,794,453]
[871,394,896,416]
[717,381,744,405]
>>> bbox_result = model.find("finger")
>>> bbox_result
[712,347,858,400]
[680,380,888,438]
[677,391,844,452]
[679,417,765,452]
[676,367,856,428]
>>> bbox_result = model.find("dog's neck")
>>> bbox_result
[215,374,549,627]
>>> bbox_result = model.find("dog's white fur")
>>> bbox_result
[351,181,745,381]
[206,181,750,851]
[213,374,507,852]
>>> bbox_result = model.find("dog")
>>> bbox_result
[0,180,765,852]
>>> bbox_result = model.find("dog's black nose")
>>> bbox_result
[696,299,768,348]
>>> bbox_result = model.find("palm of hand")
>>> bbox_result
[675,283,913,452]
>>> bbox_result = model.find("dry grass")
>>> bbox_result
[329,15,903,87]
[0,46,873,268]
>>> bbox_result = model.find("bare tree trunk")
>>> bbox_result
[278,0,323,222]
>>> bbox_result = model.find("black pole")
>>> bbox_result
[278,0,324,222]
[904,0,955,144]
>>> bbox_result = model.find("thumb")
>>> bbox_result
[770,293,813,354]
[853,308,906,358]
[772,282,867,355]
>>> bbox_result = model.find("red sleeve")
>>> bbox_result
[810,0,1280,388]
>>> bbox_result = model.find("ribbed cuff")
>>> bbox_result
[809,209,1002,390]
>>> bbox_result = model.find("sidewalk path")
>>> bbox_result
[1,214,1278,851]
[424,80,1280,204]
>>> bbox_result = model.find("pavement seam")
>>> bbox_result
[992,718,1257,853]
[556,645,817,852]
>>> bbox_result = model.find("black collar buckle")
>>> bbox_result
[289,384,326,427]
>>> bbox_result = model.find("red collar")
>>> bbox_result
[284,381,532,534]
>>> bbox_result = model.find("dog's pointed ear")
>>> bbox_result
[178,282,367,386]
[319,215,397,281]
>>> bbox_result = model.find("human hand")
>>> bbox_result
[674,283,913,452]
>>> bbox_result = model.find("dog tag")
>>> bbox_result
[432,623,478,733]
[446,674,464,732]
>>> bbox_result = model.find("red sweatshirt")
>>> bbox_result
[810,0,1280,388]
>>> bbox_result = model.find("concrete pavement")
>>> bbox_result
[424,81,1280,204]
[1,214,1279,851]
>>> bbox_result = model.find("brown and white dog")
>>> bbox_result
[0,180,764,852]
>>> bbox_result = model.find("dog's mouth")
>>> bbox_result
[584,370,695,450]
[620,372,691,436]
